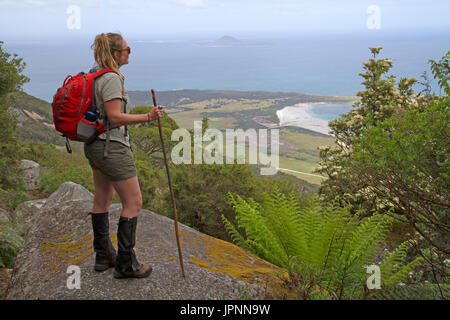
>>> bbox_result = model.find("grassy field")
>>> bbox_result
[167,98,281,129]
[188,127,333,186]
[279,127,336,156]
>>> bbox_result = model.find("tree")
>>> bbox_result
[350,95,449,254]
[315,47,422,214]
[0,41,29,269]
[0,41,29,208]
[315,48,449,280]
[0,41,29,98]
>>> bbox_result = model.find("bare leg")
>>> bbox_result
[91,169,115,213]
[111,176,143,218]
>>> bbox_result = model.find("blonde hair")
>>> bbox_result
[91,32,124,78]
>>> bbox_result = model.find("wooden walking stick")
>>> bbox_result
[151,89,186,278]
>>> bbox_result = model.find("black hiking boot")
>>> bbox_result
[113,216,152,279]
[90,212,117,272]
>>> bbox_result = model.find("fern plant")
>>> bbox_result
[223,186,425,299]
[368,283,450,300]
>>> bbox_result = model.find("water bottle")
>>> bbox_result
[78,110,98,142]
[84,110,98,123]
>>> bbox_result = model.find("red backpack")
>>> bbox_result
[52,68,122,153]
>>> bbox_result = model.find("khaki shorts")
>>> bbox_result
[84,139,137,181]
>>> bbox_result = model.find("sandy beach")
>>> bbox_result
[276,102,332,136]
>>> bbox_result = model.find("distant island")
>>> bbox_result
[211,36,242,46]
[205,35,267,47]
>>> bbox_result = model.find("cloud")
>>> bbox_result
[0,0,206,10]
[25,0,47,6]
[0,0,107,9]
[171,0,206,8]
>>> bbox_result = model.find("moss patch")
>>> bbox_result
[40,233,118,268]
[184,231,296,299]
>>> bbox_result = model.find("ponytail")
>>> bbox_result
[91,32,124,78]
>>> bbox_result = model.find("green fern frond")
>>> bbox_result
[223,189,427,300]
[261,189,304,258]
[226,192,289,266]
[246,239,289,267]
[380,241,410,278]
[383,256,424,286]
[348,213,394,265]
[221,214,250,251]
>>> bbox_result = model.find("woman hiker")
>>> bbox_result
[85,32,163,279]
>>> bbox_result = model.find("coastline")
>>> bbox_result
[276,102,333,136]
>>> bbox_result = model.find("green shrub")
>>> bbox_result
[0,221,24,268]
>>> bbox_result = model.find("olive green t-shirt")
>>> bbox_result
[93,68,131,147]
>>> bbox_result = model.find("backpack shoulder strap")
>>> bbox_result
[104,119,111,158]
[90,68,120,112]
[90,68,124,158]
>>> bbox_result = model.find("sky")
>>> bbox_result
[1,0,450,41]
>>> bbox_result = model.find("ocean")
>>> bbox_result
[3,31,449,123]
[307,104,355,121]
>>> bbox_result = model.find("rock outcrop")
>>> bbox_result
[6,182,291,300]
[0,209,10,223]
[20,160,41,191]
